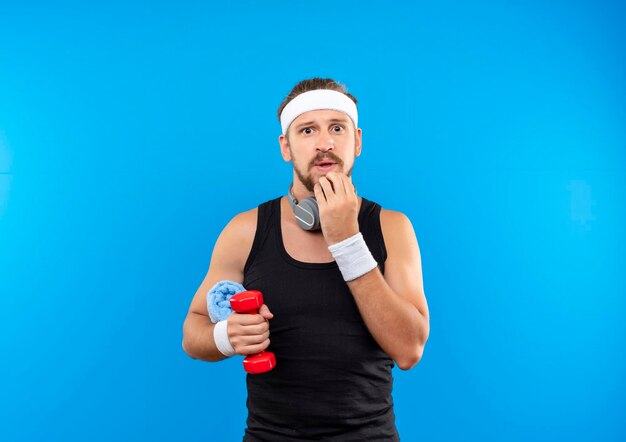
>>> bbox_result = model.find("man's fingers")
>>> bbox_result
[236,330,270,346]
[228,312,272,355]
[237,339,271,356]
[336,173,354,196]
[326,172,347,195]
[314,181,326,203]
[230,325,271,355]
[318,176,335,202]
[231,311,267,326]
[258,304,274,319]
[228,320,268,340]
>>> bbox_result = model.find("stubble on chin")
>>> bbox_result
[294,166,316,193]
[293,163,355,194]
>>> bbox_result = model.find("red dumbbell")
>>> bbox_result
[229,290,276,374]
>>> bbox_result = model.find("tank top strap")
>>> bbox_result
[243,196,281,275]
[358,197,388,275]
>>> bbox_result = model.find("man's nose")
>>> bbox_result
[316,133,335,151]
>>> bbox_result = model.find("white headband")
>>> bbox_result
[280,89,358,135]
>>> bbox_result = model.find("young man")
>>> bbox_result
[182,78,430,441]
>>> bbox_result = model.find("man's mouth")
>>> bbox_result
[314,160,338,172]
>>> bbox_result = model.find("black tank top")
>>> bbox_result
[242,196,399,441]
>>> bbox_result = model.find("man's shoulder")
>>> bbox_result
[213,206,260,271]
[223,206,258,237]
[222,196,282,235]
[379,207,412,228]
[379,208,416,247]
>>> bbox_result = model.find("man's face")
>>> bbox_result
[279,109,362,193]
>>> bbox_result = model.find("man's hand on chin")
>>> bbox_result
[313,172,359,246]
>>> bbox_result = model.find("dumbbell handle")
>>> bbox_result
[230,290,276,374]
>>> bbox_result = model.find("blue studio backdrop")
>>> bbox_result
[1,1,624,441]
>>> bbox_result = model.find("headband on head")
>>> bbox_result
[280,89,358,135]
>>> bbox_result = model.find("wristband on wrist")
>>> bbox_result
[328,232,378,282]
[213,319,236,357]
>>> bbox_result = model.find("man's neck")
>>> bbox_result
[290,181,315,202]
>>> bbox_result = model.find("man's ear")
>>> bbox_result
[279,133,292,162]
[354,127,363,157]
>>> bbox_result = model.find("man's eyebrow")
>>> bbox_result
[295,118,349,130]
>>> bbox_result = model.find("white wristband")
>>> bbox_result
[213,319,236,357]
[328,232,378,282]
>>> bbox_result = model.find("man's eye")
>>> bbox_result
[333,125,344,132]
[302,127,313,134]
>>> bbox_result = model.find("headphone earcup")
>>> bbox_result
[294,197,320,231]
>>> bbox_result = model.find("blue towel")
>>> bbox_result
[207,280,246,323]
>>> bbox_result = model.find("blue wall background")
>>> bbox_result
[1,1,624,440]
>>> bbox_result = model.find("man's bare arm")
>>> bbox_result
[312,172,430,370]
[346,210,430,370]
[181,209,260,362]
